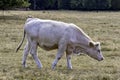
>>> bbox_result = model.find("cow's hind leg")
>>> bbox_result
[30,40,42,68]
[22,42,30,67]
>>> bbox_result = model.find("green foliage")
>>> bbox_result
[83,0,97,10]
[57,0,70,9]
[111,0,120,10]
[70,0,84,10]
[1,0,120,10]
[83,0,111,10]
[47,0,57,9]
[29,0,120,10]
[29,0,57,10]
[0,0,30,10]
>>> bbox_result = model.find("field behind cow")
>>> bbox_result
[0,11,120,80]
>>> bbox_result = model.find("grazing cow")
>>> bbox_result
[16,17,104,69]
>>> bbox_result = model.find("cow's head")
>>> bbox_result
[86,41,104,61]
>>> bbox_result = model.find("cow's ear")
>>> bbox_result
[89,41,95,47]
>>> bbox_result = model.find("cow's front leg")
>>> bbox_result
[66,54,72,69]
[66,45,73,69]
[52,51,64,69]
[52,42,67,69]
[30,40,43,68]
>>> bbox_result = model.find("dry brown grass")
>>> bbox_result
[0,10,120,80]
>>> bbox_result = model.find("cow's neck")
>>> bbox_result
[73,26,92,46]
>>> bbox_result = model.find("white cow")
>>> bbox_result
[16,17,104,69]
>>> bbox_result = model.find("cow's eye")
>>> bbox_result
[98,50,100,53]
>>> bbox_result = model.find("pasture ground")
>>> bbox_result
[0,11,120,80]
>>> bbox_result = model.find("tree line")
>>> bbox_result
[0,0,30,10]
[1,0,120,10]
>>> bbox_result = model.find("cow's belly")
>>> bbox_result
[38,42,58,51]
[37,30,61,51]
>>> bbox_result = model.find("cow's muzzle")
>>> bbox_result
[98,57,104,61]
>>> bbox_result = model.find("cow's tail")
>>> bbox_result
[16,30,26,52]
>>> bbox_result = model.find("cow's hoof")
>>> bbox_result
[37,66,43,69]
[52,66,56,70]
[22,64,27,68]
[67,66,72,69]
[52,64,56,70]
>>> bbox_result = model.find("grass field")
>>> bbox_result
[0,10,120,80]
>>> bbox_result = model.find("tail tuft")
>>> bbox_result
[16,46,20,53]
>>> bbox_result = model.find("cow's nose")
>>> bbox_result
[101,57,104,61]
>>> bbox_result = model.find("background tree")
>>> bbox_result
[96,0,111,10]
[70,0,84,10]
[29,0,58,10]
[1,0,120,10]
[0,0,30,10]
[111,0,120,10]
[57,0,70,9]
